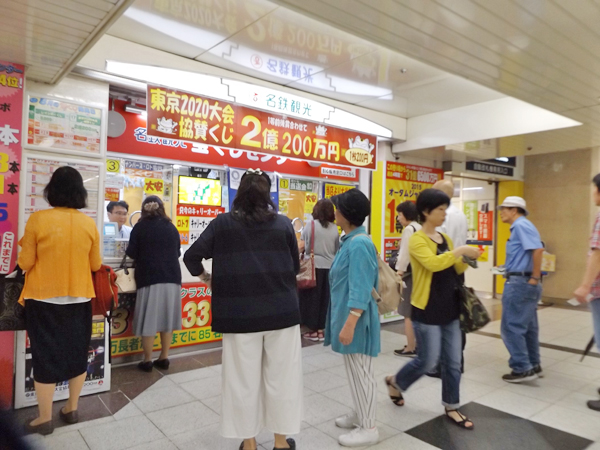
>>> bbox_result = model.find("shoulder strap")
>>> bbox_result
[310,220,315,256]
[408,224,416,233]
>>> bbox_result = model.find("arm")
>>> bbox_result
[288,221,300,275]
[530,248,544,284]
[125,226,139,261]
[90,227,102,272]
[575,249,600,302]
[409,234,461,273]
[395,226,413,274]
[183,219,216,276]
[17,217,37,271]
[298,240,305,253]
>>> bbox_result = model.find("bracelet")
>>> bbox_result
[349,310,362,317]
[530,276,541,281]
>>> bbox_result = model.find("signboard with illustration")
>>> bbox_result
[146,85,377,170]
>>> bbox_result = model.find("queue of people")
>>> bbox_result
[14,166,600,446]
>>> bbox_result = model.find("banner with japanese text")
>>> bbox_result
[111,283,221,358]
[175,205,225,247]
[464,200,494,246]
[384,162,443,239]
[146,86,377,170]
[323,183,354,199]
[109,100,359,182]
[0,61,23,274]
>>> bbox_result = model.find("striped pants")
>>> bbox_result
[343,354,377,429]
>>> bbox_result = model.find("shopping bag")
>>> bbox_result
[114,255,136,294]
[457,285,490,333]
[0,266,25,331]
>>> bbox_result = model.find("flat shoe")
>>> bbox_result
[25,420,54,436]
[138,361,153,372]
[274,438,296,449]
[153,359,170,370]
[59,407,79,424]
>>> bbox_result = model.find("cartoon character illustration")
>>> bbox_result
[348,136,375,153]
[157,117,177,135]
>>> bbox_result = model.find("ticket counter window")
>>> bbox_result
[278,177,319,234]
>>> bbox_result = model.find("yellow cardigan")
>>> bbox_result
[18,207,102,304]
[408,230,468,310]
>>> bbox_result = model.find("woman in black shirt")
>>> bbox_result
[385,189,481,430]
[126,196,182,372]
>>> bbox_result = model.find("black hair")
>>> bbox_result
[516,207,527,216]
[396,201,419,222]
[140,195,170,222]
[593,174,600,190]
[416,189,450,223]
[312,199,335,228]
[44,166,87,209]
[231,173,277,225]
[107,200,129,213]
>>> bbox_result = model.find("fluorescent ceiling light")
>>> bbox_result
[124,104,146,115]
[463,187,483,191]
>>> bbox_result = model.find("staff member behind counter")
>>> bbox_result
[107,201,132,239]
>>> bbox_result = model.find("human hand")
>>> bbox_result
[339,322,356,345]
[461,246,483,260]
[528,278,540,286]
[574,285,591,303]
[397,271,404,277]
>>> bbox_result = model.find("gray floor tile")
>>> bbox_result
[167,366,220,384]
[113,403,143,421]
[200,394,222,415]
[368,432,440,449]
[79,416,164,450]
[41,431,90,450]
[302,393,352,426]
[132,384,196,414]
[303,370,348,393]
[147,400,220,438]
[474,389,551,419]
[375,400,440,432]
[180,375,222,400]
[126,438,178,450]
[303,352,345,370]
[171,423,240,450]
[315,418,400,442]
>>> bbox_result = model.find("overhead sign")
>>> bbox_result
[146,85,377,170]
[466,161,514,177]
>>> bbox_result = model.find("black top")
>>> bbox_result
[126,218,182,289]
[183,213,300,334]
[412,237,460,326]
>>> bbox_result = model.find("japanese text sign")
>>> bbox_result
[385,162,443,238]
[324,183,354,198]
[147,85,377,170]
[0,60,23,273]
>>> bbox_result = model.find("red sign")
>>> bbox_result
[386,162,443,183]
[146,86,377,170]
[478,211,494,244]
[176,205,224,217]
[111,283,221,358]
[384,238,400,264]
[105,187,119,202]
[0,61,23,274]
[108,100,360,182]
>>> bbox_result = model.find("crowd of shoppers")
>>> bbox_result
[15,165,600,444]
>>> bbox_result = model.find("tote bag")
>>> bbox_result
[114,255,136,294]
[0,266,25,331]
[297,221,317,289]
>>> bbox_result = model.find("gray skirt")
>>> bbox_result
[133,283,182,337]
[399,275,413,318]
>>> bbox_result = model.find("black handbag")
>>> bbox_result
[0,266,26,331]
[457,284,490,333]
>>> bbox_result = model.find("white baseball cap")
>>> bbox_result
[498,196,528,216]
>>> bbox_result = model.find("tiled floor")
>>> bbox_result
[16,305,600,450]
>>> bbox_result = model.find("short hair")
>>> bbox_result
[396,201,418,222]
[44,166,87,209]
[140,195,170,222]
[593,173,600,190]
[312,199,335,228]
[416,189,450,223]
[107,201,129,213]
[516,207,526,216]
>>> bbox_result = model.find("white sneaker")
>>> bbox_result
[335,412,359,429]
[338,426,379,447]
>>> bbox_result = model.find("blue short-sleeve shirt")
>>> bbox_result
[505,216,543,272]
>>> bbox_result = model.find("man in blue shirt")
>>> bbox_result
[499,196,544,383]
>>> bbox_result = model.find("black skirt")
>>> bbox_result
[299,268,331,331]
[25,300,92,384]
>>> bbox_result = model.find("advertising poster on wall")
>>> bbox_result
[27,96,102,156]
[175,204,224,248]
[111,283,222,358]
[464,200,494,246]
[14,318,110,409]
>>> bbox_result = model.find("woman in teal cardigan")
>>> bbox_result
[324,189,380,448]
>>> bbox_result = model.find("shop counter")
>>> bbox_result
[105,258,222,365]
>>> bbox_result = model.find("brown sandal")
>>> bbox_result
[385,376,404,406]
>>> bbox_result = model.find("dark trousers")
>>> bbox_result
[299,269,330,331]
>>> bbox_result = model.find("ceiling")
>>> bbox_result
[0,0,134,84]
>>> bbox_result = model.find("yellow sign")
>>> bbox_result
[542,252,556,272]
[305,192,317,214]
[324,183,354,198]
[385,179,433,238]
[111,328,219,357]
[279,178,289,190]
[144,178,165,195]
[175,216,190,232]
[106,159,120,173]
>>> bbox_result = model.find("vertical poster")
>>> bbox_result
[0,60,24,274]
[464,200,494,246]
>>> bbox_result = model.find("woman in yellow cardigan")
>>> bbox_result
[18,167,102,436]
[384,189,481,430]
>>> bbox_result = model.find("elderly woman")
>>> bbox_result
[184,169,301,450]
[325,188,380,448]
[19,167,102,435]
[385,189,482,430]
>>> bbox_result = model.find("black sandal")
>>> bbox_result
[445,409,474,430]
[384,376,404,406]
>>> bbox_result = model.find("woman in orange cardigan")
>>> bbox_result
[18,166,102,436]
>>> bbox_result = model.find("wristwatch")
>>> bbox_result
[530,276,541,282]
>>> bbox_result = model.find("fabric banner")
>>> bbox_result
[0,60,24,274]
[146,86,377,170]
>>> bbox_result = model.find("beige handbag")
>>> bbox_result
[114,255,136,293]
[297,221,317,290]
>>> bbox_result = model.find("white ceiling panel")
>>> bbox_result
[0,0,135,84]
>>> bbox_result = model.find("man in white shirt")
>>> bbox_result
[107,201,132,239]
[432,179,468,247]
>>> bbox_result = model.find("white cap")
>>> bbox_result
[498,196,528,216]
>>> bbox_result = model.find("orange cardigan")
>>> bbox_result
[18,207,102,304]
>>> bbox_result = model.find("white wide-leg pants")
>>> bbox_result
[220,325,303,439]
[344,353,377,429]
